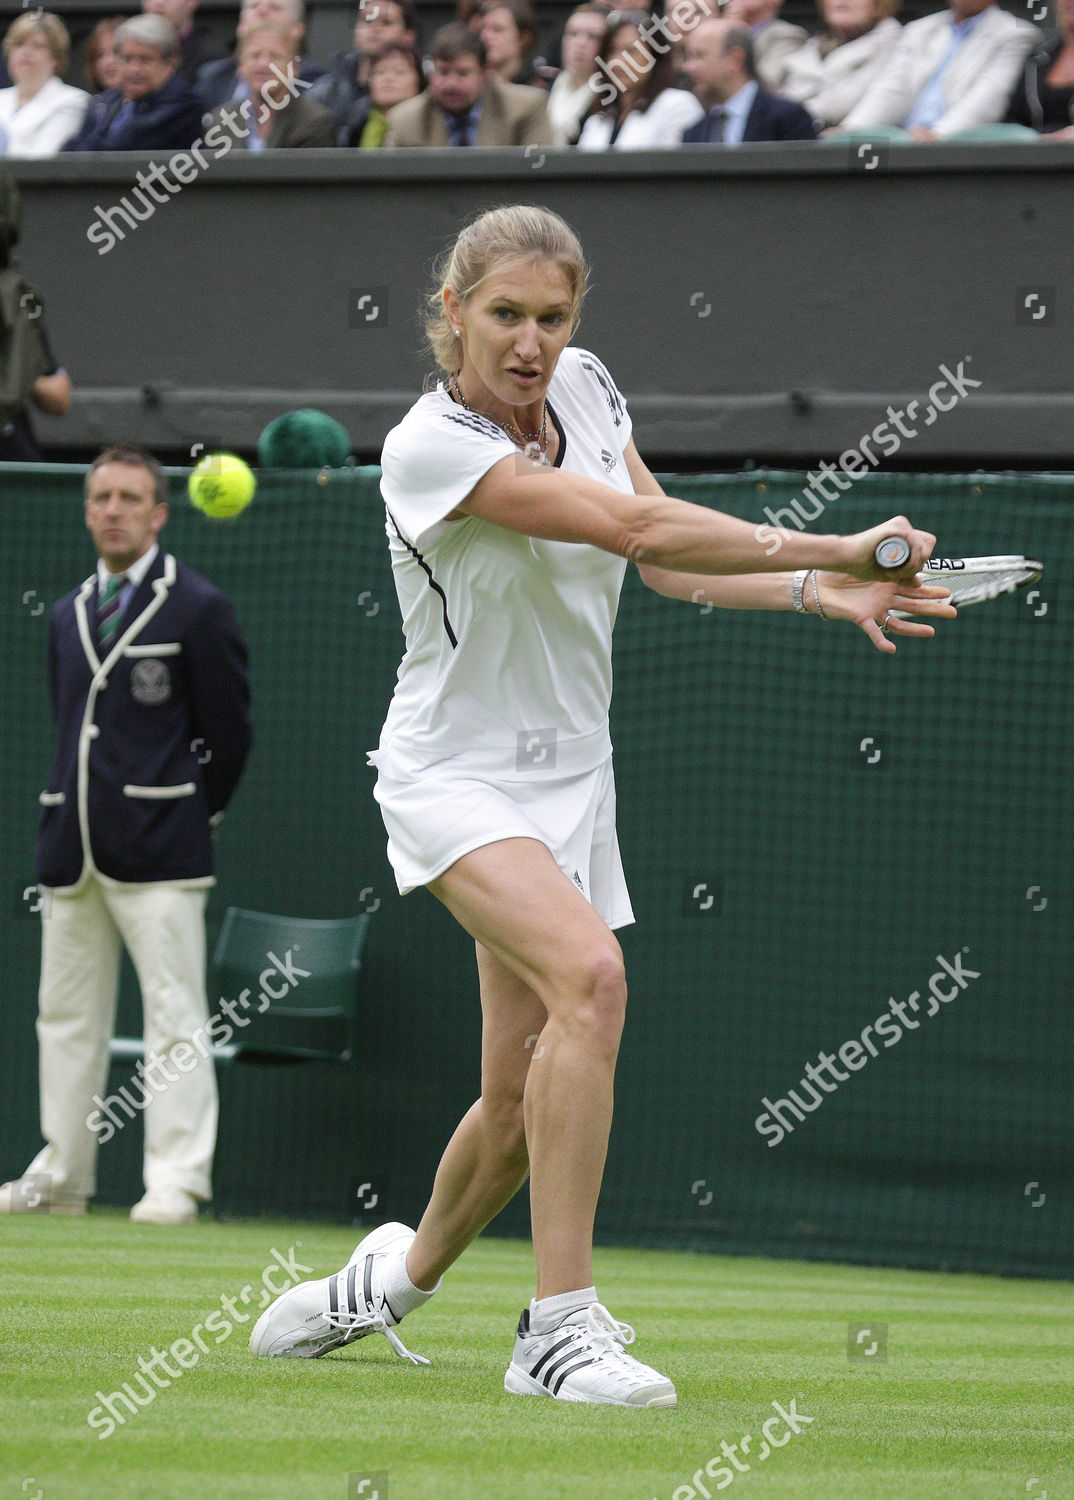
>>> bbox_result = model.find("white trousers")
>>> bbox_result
[27,877,218,1200]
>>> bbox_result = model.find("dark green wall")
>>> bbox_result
[1,464,1070,1276]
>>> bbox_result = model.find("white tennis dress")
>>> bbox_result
[369,345,637,928]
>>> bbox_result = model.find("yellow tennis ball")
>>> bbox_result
[188,453,256,519]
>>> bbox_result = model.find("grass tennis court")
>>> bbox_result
[3,1214,1071,1500]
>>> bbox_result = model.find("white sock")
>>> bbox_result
[529,1286,598,1336]
[381,1250,441,1319]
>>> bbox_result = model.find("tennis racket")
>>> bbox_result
[874,537,1044,614]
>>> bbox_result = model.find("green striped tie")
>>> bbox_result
[97,574,126,648]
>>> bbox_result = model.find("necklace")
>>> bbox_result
[448,376,552,467]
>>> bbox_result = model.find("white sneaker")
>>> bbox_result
[130,1188,198,1225]
[249,1221,430,1365]
[505,1302,677,1407]
[0,1175,87,1215]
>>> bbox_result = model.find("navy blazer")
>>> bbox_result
[194,54,326,112]
[62,73,204,152]
[36,551,252,890]
[682,87,818,143]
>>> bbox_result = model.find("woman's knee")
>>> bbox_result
[550,941,627,1048]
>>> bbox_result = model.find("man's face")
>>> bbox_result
[682,20,740,103]
[430,52,485,114]
[354,1,412,57]
[118,38,176,98]
[240,30,297,94]
[822,0,877,34]
[561,11,605,77]
[85,463,167,571]
[142,0,198,32]
[948,0,993,18]
[239,0,303,43]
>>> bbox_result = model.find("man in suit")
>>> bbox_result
[838,0,1039,139]
[62,15,204,152]
[142,0,230,83]
[203,23,338,148]
[722,0,807,92]
[383,22,553,147]
[0,447,251,1224]
[681,18,818,141]
[195,0,324,112]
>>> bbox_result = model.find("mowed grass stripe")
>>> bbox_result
[1,1214,1071,1500]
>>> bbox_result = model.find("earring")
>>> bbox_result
[453,328,461,338]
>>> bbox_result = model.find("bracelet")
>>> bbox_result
[810,569,829,621]
[792,569,809,614]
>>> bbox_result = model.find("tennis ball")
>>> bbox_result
[188,453,256,519]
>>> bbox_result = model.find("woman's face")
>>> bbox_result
[9,29,57,88]
[821,0,877,35]
[94,32,123,89]
[607,23,651,84]
[369,49,421,108]
[448,258,576,409]
[562,11,605,79]
[479,6,524,71]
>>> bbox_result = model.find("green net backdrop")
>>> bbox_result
[1,465,1069,1277]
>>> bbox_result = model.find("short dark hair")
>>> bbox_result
[85,446,168,509]
[369,37,425,86]
[429,20,487,66]
[723,22,756,78]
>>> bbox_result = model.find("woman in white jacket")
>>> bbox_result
[781,0,901,130]
[578,10,703,148]
[0,13,89,158]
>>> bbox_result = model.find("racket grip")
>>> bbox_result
[875,536,912,570]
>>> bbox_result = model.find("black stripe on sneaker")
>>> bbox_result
[551,1357,598,1396]
[543,1348,594,1390]
[346,1263,359,1316]
[528,1334,575,1379]
[329,1273,339,1317]
[517,1309,530,1337]
[364,1254,374,1310]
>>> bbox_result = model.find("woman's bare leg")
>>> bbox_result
[406,837,626,1299]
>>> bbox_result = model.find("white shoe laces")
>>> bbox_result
[582,1303,637,1351]
[323,1308,430,1366]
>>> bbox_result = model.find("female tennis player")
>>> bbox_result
[252,204,954,1406]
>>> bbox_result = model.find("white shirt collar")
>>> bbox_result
[97,541,160,595]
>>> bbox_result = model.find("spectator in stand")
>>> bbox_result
[838,0,1039,139]
[383,24,553,145]
[204,22,337,146]
[356,39,425,145]
[781,0,902,130]
[142,0,229,82]
[681,16,818,139]
[546,4,604,142]
[309,0,418,146]
[84,17,127,92]
[0,15,88,158]
[62,16,203,151]
[195,0,324,112]
[478,0,542,85]
[1005,0,1074,135]
[578,9,703,147]
[721,0,807,92]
